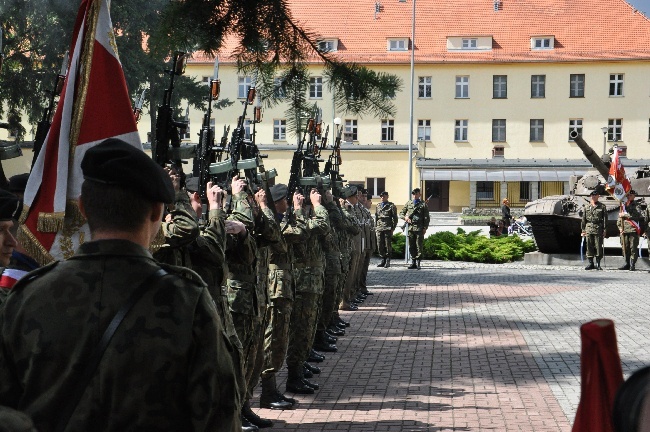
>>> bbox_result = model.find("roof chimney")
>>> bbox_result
[494,0,502,11]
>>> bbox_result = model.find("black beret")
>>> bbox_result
[589,190,600,196]
[185,177,199,193]
[0,189,22,221]
[412,188,421,194]
[366,194,372,200]
[269,184,288,202]
[6,173,29,194]
[380,191,389,196]
[81,139,174,204]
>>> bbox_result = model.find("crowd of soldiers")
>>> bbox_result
[0,138,416,432]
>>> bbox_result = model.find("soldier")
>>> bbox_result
[340,185,362,311]
[617,190,642,271]
[332,187,359,325]
[581,189,608,270]
[375,191,398,268]
[0,139,240,431]
[399,188,430,269]
[356,190,375,298]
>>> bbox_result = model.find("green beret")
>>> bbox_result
[269,184,288,202]
[81,139,174,204]
[0,189,22,221]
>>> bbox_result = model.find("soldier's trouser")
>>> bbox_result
[287,289,320,369]
[342,251,360,305]
[621,233,640,260]
[377,230,393,258]
[358,250,372,295]
[231,311,256,391]
[246,303,269,400]
[319,270,340,333]
[408,231,425,259]
[586,233,604,258]
[333,259,350,320]
[351,248,365,298]
[262,297,292,379]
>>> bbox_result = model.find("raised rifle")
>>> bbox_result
[285,114,311,217]
[31,52,68,168]
[196,76,220,206]
[133,88,147,124]
[324,118,346,199]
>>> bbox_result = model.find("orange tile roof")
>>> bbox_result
[190,0,650,65]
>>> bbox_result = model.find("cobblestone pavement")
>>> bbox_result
[252,258,650,431]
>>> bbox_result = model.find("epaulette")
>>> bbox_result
[11,261,60,292]
[158,262,207,287]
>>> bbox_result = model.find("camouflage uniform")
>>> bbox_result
[358,203,375,296]
[153,189,199,266]
[399,199,430,260]
[319,201,345,334]
[341,201,362,308]
[617,199,642,265]
[581,201,608,259]
[0,240,240,431]
[375,200,398,259]
[334,203,359,318]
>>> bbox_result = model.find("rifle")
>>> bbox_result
[31,52,68,168]
[299,107,330,202]
[324,118,346,200]
[133,88,147,124]
[196,73,220,206]
[153,51,189,169]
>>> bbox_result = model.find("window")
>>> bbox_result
[367,177,386,198]
[381,119,394,141]
[569,119,583,140]
[273,119,286,140]
[609,74,624,97]
[202,76,210,85]
[418,76,432,98]
[493,75,507,99]
[454,120,468,142]
[530,119,544,142]
[608,119,622,142]
[318,39,338,52]
[492,119,506,142]
[532,37,553,49]
[309,76,322,98]
[462,38,478,49]
[492,146,504,157]
[344,119,358,141]
[273,78,286,98]
[182,125,191,140]
[243,119,252,140]
[476,182,494,200]
[238,76,253,99]
[570,74,585,98]
[531,75,546,98]
[455,76,469,98]
[418,119,431,141]
[519,182,531,201]
[388,38,409,51]
[617,146,628,157]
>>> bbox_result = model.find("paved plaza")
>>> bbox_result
[253,258,650,431]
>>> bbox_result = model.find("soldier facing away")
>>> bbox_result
[375,191,398,268]
[0,139,240,431]
[581,189,608,270]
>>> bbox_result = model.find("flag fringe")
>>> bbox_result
[36,212,66,233]
[17,226,56,266]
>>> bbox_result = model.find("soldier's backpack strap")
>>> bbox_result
[54,268,169,432]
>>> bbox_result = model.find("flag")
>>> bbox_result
[19,0,140,265]
[0,268,29,289]
[606,146,631,198]
[620,203,642,235]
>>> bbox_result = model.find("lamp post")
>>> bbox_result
[601,126,608,155]
[404,0,416,264]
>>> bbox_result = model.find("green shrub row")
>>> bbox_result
[390,229,537,264]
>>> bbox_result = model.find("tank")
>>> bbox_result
[523,131,650,254]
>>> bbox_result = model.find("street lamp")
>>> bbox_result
[601,126,608,155]
[405,0,416,263]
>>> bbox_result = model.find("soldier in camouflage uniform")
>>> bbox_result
[581,189,608,270]
[0,189,22,302]
[287,189,330,393]
[375,191,398,268]
[357,191,376,297]
[0,140,240,431]
[399,188,430,269]
[617,189,642,271]
[332,188,360,326]
[261,184,307,409]
[340,186,363,311]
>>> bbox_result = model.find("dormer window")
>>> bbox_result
[531,37,554,50]
[462,38,477,49]
[447,36,492,51]
[388,38,409,51]
[318,39,338,53]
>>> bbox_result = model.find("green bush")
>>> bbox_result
[390,228,536,263]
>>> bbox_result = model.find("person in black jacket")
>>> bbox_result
[501,198,512,229]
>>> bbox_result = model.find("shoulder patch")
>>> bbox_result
[11,261,60,292]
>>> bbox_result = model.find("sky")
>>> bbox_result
[628,0,650,15]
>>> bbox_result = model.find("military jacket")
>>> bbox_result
[581,201,608,234]
[375,200,398,232]
[153,190,199,267]
[323,202,344,274]
[0,239,240,432]
[267,213,307,300]
[400,199,430,232]
[294,205,330,268]
[255,207,281,307]
[617,200,643,234]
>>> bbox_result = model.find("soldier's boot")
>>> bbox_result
[408,259,417,269]
[630,258,637,271]
[584,258,596,270]
[618,258,630,270]
[286,366,315,394]
[385,258,391,268]
[377,258,386,267]
[596,258,603,270]
[242,400,273,429]
[260,376,293,410]
[241,415,260,432]
[417,259,422,270]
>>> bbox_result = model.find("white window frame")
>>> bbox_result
[531,37,553,50]
[318,39,338,52]
[273,77,286,98]
[309,76,323,99]
[344,119,358,142]
[418,76,432,98]
[569,119,583,141]
[238,76,253,99]
[570,74,585,98]
[531,75,546,98]
[381,119,394,141]
[387,38,409,51]
[243,119,252,140]
[530,119,544,142]
[608,118,623,142]
[454,119,468,142]
[462,38,478,49]
[273,119,287,140]
[492,119,506,142]
[417,119,431,141]
[609,74,624,97]
[366,177,386,198]
[455,76,469,99]
[493,75,507,99]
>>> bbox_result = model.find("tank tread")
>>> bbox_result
[526,216,561,254]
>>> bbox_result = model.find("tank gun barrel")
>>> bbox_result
[570,130,610,179]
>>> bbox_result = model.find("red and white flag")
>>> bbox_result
[0,269,29,290]
[607,146,631,200]
[19,0,141,264]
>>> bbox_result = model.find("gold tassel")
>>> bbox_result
[36,212,65,233]
[17,226,56,266]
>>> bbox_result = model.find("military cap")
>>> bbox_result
[589,190,600,196]
[380,191,389,197]
[341,185,356,198]
[412,188,421,194]
[81,138,174,204]
[629,189,637,195]
[269,183,288,202]
[6,173,29,194]
[185,177,199,193]
[0,189,22,221]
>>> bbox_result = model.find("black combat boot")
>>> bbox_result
[304,361,321,375]
[286,367,315,394]
[377,258,386,267]
[242,400,273,429]
[417,259,422,270]
[241,414,260,432]
[308,349,325,362]
[385,258,391,268]
[408,259,417,269]
[630,258,637,271]
[618,258,630,270]
[584,258,596,270]
[260,376,293,410]
[301,377,320,390]
[596,258,603,270]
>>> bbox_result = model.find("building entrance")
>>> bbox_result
[424,181,449,211]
